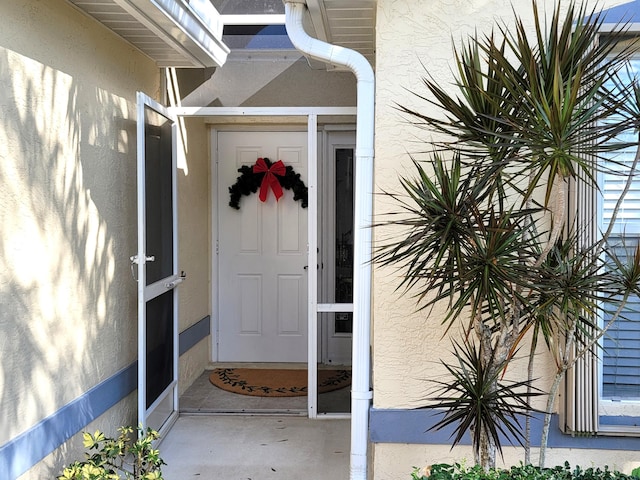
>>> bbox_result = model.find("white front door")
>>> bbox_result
[217,131,308,362]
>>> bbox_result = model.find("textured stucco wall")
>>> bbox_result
[178,55,357,109]
[243,57,357,107]
[373,444,640,480]
[177,117,211,395]
[371,0,637,477]
[0,0,159,477]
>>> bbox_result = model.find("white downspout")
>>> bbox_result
[284,2,375,480]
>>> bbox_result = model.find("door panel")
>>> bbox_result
[218,131,308,362]
[145,290,174,409]
[278,274,304,334]
[144,114,174,285]
[238,274,261,334]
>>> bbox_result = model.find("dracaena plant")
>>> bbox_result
[425,340,542,467]
[376,0,640,470]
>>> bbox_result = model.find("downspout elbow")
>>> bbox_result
[284,1,374,160]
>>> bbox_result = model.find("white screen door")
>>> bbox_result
[135,92,180,435]
[217,131,308,362]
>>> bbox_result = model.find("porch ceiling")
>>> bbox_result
[306,0,376,69]
[67,0,230,68]
[212,0,376,70]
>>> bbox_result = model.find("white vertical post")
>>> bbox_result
[350,79,374,479]
[308,113,319,419]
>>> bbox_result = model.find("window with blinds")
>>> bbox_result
[602,239,640,399]
[599,56,640,401]
[562,30,640,438]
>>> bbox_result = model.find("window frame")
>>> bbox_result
[594,32,640,435]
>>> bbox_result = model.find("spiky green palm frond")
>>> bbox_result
[397,1,639,208]
[425,340,541,457]
[375,154,544,328]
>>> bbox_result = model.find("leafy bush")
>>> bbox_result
[58,425,165,480]
[411,463,639,480]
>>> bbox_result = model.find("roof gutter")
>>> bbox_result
[283,3,375,480]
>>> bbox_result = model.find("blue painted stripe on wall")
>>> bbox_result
[369,408,640,450]
[179,315,210,356]
[0,315,210,479]
[0,362,137,480]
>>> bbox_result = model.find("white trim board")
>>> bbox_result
[169,107,357,117]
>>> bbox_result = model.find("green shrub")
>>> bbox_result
[58,425,165,480]
[411,462,638,480]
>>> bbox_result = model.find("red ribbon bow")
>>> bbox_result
[253,158,286,202]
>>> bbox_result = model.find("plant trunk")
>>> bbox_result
[479,424,497,471]
[476,322,501,471]
[539,368,564,468]
[534,175,566,269]
[524,336,537,465]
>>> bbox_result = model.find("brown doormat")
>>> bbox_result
[209,368,351,397]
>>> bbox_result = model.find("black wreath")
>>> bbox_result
[228,157,308,209]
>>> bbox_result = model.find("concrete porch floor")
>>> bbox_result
[159,414,350,479]
[159,369,351,478]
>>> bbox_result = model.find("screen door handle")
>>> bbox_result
[165,271,187,289]
[129,254,156,281]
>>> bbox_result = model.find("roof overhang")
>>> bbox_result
[67,0,230,68]
[597,1,640,32]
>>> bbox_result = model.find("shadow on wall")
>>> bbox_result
[0,45,138,475]
[242,58,357,107]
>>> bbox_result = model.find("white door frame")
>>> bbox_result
[171,106,356,418]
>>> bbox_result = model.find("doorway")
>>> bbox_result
[209,126,354,415]
[214,128,354,366]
